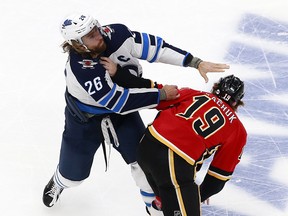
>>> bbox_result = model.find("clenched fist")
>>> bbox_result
[160,85,180,100]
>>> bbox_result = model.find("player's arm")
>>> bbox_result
[200,129,247,201]
[127,29,229,82]
[79,72,159,114]
[112,65,155,88]
[128,30,192,66]
[200,173,227,202]
[69,58,178,115]
[155,88,196,110]
[100,57,158,88]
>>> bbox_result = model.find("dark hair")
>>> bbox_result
[211,75,245,111]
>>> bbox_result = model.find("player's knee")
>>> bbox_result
[130,162,155,206]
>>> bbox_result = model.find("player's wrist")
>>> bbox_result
[159,89,167,100]
[189,57,203,69]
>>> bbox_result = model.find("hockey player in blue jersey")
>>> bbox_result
[42,12,230,215]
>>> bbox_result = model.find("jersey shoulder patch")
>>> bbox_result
[103,24,133,55]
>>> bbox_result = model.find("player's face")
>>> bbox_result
[82,27,106,53]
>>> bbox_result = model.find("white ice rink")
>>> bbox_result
[1,0,288,215]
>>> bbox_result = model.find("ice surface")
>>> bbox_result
[1,0,287,215]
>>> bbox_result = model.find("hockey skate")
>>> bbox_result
[42,176,63,207]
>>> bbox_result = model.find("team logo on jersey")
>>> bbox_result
[101,26,114,39]
[78,59,98,69]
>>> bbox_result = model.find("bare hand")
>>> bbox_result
[100,57,118,77]
[198,61,230,83]
[162,85,180,100]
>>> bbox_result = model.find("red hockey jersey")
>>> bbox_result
[148,88,247,181]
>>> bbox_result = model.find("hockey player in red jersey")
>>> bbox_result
[137,75,247,216]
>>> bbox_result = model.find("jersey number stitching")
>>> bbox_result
[85,77,103,95]
[177,95,225,139]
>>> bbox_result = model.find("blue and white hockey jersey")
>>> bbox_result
[65,24,193,115]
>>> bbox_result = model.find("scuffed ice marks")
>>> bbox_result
[239,13,288,44]
[202,14,288,215]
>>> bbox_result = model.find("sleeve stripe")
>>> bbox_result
[99,84,117,106]
[113,88,129,112]
[182,53,191,66]
[106,91,122,109]
[149,36,163,63]
[207,170,231,181]
[76,101,113,114]
[140,33,149,60]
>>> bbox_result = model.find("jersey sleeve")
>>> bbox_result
[128,30,193,66]
[112,64,155,88]
[66,52,160,115]
[155,88,197,110]
[208,126,247,180]
[200,123,247,200]
[200,174,226,201]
